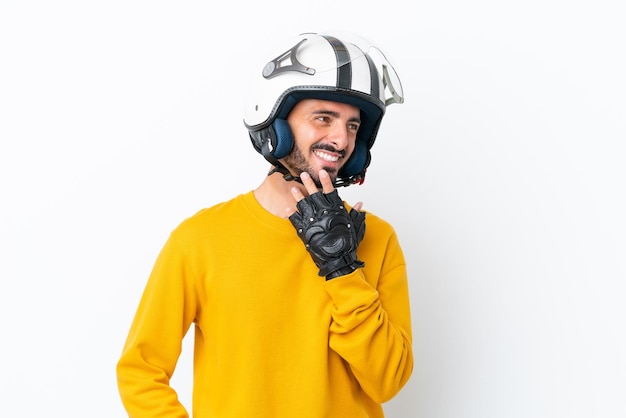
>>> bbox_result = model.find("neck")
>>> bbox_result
[254,168,308,219]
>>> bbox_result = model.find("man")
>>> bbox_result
[116,31,413,417]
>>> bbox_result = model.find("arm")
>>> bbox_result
[325,231,413,402]
[288,170,413,402]
[116,233,197,417]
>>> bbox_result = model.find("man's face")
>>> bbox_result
[282,99,361,187]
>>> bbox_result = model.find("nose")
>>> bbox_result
[327,122,350,151]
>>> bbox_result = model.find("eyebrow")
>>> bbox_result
[312,110,361,124]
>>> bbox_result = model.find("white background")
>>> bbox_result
[1,1,624,417]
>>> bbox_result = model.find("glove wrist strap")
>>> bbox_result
[324,258,365,280]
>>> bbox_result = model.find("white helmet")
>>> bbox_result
[243,31,404,186]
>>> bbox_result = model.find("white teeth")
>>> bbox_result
[314,150,339,162]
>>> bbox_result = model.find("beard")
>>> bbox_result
[281,143,340,188]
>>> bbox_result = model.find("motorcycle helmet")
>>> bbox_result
[243,31,404,187]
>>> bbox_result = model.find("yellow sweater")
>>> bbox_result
[117,190,413,417]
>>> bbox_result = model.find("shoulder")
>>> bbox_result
[170,192,251,240]
[345,204,396,237]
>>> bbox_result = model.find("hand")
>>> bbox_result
[288,170,366,280]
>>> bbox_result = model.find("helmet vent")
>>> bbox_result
[262,39,316,80]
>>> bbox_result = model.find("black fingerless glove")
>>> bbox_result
[289,190,366,280]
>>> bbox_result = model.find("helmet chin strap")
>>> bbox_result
[267,164,303,184]
[260,140,304,184]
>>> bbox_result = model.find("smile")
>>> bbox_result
[314,150,340,162]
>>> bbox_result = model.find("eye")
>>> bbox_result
[348,122,360,132]
[315,116,331,123]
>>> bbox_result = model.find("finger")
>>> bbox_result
[299,171,320,196]
[290,186,305,203]
[352,201,363,212]
[318,169,335,194]
[285,206,296,218]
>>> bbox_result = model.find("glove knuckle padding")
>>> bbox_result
[289,190,366,279]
